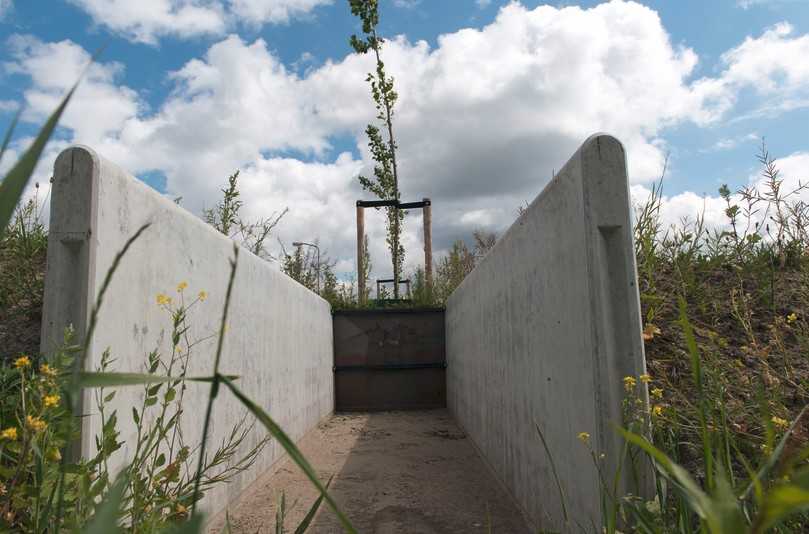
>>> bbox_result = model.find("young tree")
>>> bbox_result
[348,0,405,298]
[204,170,288,260]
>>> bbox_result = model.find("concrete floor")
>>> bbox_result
[208,410,531,533]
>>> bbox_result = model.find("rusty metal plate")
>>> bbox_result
[333,308,446,411]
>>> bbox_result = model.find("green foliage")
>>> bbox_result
[594,143,809,533]
[203,170,288,260]
[410,230,496,306]
[349,0,405,298]
[0,186,49,361]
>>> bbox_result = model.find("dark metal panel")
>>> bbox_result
[333,308,446,411]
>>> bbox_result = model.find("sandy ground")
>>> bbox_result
[208,410,531,533]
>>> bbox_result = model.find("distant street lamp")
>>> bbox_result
[292,241,321,294]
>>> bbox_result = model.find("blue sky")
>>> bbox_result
[1,0,808,276]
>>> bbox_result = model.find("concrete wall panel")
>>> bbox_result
[446,134,648,531]
[41,146,334,514]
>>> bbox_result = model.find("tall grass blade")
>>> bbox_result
[192,244,239,512]
[0,83,78,237]
[0,108,20,165]
[534,421,569,524]
[221,376,357,534]
[617,427,717,527]
[677,297,714,491]
[83,474,127,534]
[754,467,809,533]
[294,475,334,534]
[77,371,233,388]
[741,405,808,500]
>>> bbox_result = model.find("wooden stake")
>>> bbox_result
[423,198,433,289]
[357,203,365,305]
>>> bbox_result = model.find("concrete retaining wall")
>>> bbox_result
[41,146,334,514]
[446,134,649,531]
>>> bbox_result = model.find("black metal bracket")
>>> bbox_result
[356,199,430,210]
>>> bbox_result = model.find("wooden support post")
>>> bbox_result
[357,203,365,305]
[423,198,433,289]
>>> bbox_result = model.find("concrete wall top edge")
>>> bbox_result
[447,132,619,305]
[57,145,329,310]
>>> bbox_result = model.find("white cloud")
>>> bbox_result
[393,0,421,8]
[0,99,19,112]
[0,0,12,20]
[68,0,331,44]
[690,22,809,121]
[8,1,809,280]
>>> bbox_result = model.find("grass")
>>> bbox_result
[592,144,809,533]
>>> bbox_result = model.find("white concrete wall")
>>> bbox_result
[41,146,334,514]
[446,134,649,532]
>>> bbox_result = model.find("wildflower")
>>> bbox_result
[642,324,661,342]
[39,363,57,377]
[623,376,636,391]
[43,394,60,408]
[175,503,188,516]
[156,293,172,306]
[47,448,62,462]
[787,312,798,324]
[177,281,188,292]
[14,355,31,369]
[577,431,590,444]
[645,497,661,515]
[651,387,663,399]
[652,405,664,417]
[1,427,18,440]
[26,415,47,433]
[771,416,788,429]
[198,290,207,302]
[639,373,652,384]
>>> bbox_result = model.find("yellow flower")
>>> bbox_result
[177,281,188,292]
[39,363,57,377]
[651,387,664,399]
[14,355,31,369]
[652,405,664,417]
[771,416,788,429]
[46,448,61,462]
[175,503,188,516]
[198,290,208,301]
[43,394,60,408]
[787,312,798,324]
[623,376,637,391]
[639,373,652,384]
[1,427,18,440]
[577,431,590,444]
[156,293,172,306]
[26,415,47,433]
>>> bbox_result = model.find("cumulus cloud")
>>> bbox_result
[68,0,331,44]
[7,1,809,280]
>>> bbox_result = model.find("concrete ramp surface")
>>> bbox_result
[209,411,532,533]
